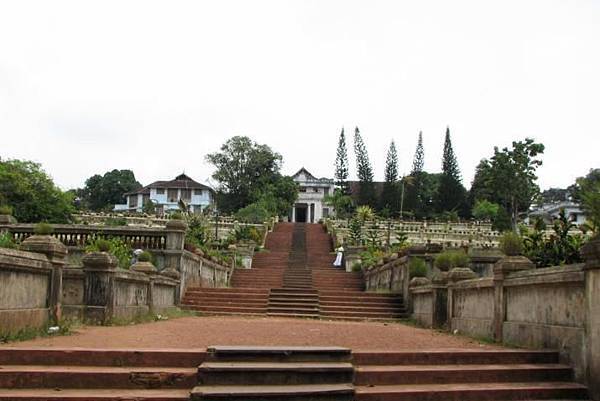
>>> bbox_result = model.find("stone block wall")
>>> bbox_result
[0,248,53,334]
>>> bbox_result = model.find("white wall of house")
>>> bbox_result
[115,188,213,212]
[290,169,335,223]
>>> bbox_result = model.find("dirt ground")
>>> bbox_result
[1,316,497,350]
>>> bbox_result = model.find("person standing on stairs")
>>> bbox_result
[333,244,344,268]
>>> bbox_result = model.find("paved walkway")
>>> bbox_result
[2,316,497,350]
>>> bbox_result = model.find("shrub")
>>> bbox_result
[170,212,184,220]
[0,233,17,249]
[236,203,271,224]
[34,223,54,235]
[105,217,128,226]
[355,205,375,222]
[409,258,427,278]
[0,205,13,215]
[94,238,111,252]
[137,251,152,263]
[500,232,523,256]
[86,237,131,269]
[448,250,470,268]
[434,252,453,271]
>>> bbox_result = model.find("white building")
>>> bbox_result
[114,173,214,214]
[527,201,587,226]
[289,168,335,223]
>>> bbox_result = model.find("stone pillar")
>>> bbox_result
[292,206,296,223]
[582,239,600,400]
[82,252,118,324]
[491,256,534,342]
[132,261,159,313]
[307,204,312,224]
[164,219,187,299]
[20,235,67,324]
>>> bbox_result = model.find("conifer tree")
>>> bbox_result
[334,127,350,194]
[380,140,400,214]
[404,131,425,217]
[353,127,377,207]
[412,131,425,174]
[436,127,466,213]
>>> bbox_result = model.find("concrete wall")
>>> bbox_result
[0,248,53,334]
[448,278,495,340]
[181,250,230,291]
[363,255,409,294]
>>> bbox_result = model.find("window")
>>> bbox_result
[156,188,165,195]
[314,188,320,193]
[299,187,307,193]
[129,195,138,208]
[324,187,330,196]
[167,189,178,202]
[323,208,329,218]
[181,189,192,201]
[194,189,203,196]
[142,194,150,205]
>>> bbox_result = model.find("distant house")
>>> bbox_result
[290,168,335,223]
[527,201,587,226]
[114,173,215,214]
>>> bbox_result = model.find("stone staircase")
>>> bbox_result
[353,349,589,400]
[191,346,354,400]
[182,222,407,320]
[0,347,590,400]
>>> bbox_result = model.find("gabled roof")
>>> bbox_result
[292,167,333,183]
[125,173,214,196]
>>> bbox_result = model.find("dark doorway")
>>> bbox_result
[295,207,307,223]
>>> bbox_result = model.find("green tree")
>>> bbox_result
[353,127,377,208]
[0,159,74,223]
[436,127,466,214]
[472,199,500,221]
[206,136,297,214]
[404,131,425,217]
[80,169,141,211]
[487,139,545,231]
[380,140,400,215]
[573,169,600,234]
[334,127,350,195]
[324,190,353,219]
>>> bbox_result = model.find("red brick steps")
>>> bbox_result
[0,389,190,400]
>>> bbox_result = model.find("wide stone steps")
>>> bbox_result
[0,349,204,401]
[353,350,588,400]
[192,346,354,401]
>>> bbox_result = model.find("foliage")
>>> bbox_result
[105,217,128,226]
[170,211,184,220]
[0,159,74,223]
[78,169,141,211]
[137,251,153,263]
[142,200,156,215]
[472,199,500,221]
[235,202,271,224]
[206,136,296,214]
[233,225,263,244]
[500,231,523,256]
[353,127,377,208]
[412,131,425,173]
[334,127,350,195]
[365,222,383,248]
[523,209,585,267]
[476,139,544,231]
[186,214,212,247]
[434,252,453,271]
[359,248,385,269]
[436,127,466,214]
[539,187,570,204]
[0,232,17,249]
[348,217,363,246]
[34,223,54,235]
[324,189,354,219]
[573,169,600,234]
[409,257,428,278]
[0,205,13,215]
[380,141,400,215]
[355,205,375,223]
[86,237,132,269]
[448,250,470,267]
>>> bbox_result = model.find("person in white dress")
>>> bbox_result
[333,245,344,267]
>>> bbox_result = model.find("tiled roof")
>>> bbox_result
[125,174,213,195]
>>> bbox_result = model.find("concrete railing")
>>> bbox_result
[408,238,600,399]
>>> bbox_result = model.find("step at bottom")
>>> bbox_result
[0,389,189,400]
[191,384,354,401]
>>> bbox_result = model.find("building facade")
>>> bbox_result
[289,168,335,223]
[527,201,587,226]
[114,173,214,214]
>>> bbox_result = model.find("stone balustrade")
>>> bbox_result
[407,238,600,398]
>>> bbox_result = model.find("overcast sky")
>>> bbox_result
[1,0,598,191]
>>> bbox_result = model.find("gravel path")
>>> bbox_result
[2,316,497,350]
